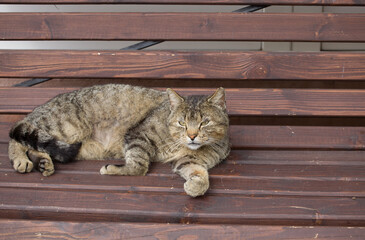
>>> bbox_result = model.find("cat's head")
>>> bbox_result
[166,88,229,150]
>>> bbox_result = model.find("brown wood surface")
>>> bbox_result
[1,220,365,240]
[2,143,364,165]
[1,0,364,6]
[5,78,365,90]
[2,51,365,80]
[0,122,364,226]
[0,150,364,197]
[1,117,365,150]
[1,13,365,42]
[2,87,365,117]
[1,91,364,229]
[0,184,364,225]
[1,0,364,235]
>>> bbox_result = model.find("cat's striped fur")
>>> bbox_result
[9,84,230,197]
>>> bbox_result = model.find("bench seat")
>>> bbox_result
[0,88,365,238]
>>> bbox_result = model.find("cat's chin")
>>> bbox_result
[186,143,202,150]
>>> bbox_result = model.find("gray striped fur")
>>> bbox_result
[9,84,230,197]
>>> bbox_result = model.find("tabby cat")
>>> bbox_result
[8,84,230,197]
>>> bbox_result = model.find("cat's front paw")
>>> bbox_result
[184,175,209,197]
[100,164,123,175]
[12,159,33,173]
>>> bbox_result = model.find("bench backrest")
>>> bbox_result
[0,0,365,151]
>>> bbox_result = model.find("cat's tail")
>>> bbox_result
[9,121,81,163]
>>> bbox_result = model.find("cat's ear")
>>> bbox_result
[207,87,226,110]
[166,88,184,110]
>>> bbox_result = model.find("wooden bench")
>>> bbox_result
[1,1,365,239]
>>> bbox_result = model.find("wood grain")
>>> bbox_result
[0,186,364,225]
[0,155,364,197]
[1,220,364,240]
[1,0,364,235]
[1,121,365,150]
[1,136,364,226]
[1,13,364,41]
[2,51,364,80]
[2,140,365,165]
[7,78,365,89]
[2,87,365,117]
[1,0,364,6]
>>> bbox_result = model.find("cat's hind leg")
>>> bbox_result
[100,136,154,176]
[100,153,150,176]
[27,149,54,177]
[8,139,33,174]
[8,139,55,176]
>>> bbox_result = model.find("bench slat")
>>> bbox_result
[1,13,365,41]
[2,0,365,6]
[2,220,365,240]
[1,154,364,197]
[1,51,365,80]
[2,141,365,164]
[2,88,365,117]
[2,122,365,150]
[1,187,364,225]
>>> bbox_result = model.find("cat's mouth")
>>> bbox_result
[187,142,201,150]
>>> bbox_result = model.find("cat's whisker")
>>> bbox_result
[164,139,183,153]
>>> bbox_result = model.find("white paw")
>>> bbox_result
[13,159,33,173]
[184,175,209,197]
[99,165,108,175]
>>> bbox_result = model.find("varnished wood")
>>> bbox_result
[2,143,365,166]
[2,87,365,117]
[0,186,364,225]
[0,131,364,226]
[6,78,365,89]
[0,153,364,197]
[1,0,364,235]
[2,121,365,150]
[1,220,365,240]
[1,13,364,42]
[2,51,364,80]
[1,0,364,6]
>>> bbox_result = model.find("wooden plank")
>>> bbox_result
[227,149,365,166]
[2,87,365,117]
[1,0,364,6]
[1,120,365,149]
[231,125,365,150]
[1,13,364,41]
[0,155,364,197]
[2,51,365,80]
[10,78,365,89]
[2,137,365,164]
[1,143,364,197]
[0,186,364,225]
[1,220,365,240]
[3,142,364,166]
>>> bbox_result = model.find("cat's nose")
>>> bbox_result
[188,134,197,140]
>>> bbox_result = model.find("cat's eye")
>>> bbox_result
[178,120,186,127]
[200,119,210,127]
